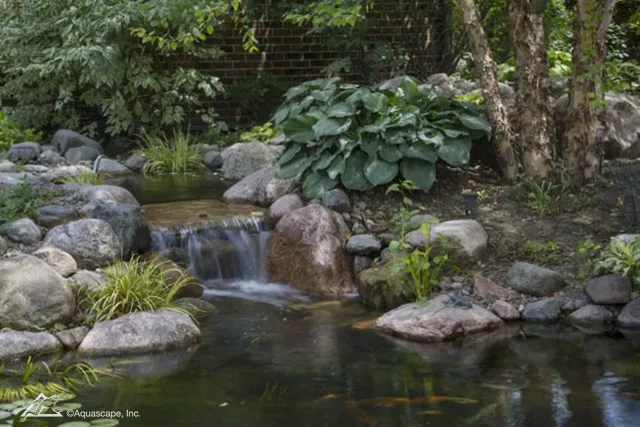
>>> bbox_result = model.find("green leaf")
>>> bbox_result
[278,144,301,164]
[312,118,351,137]
[303,171,338,198]
[364,156,399,186]
[282,115,317,142]
[379,144,402,163]
[326,102,356,118]
[400,158,436,191]
[272,106,290,125]
[285,85,310,100]
[276,154,313,180]
[399,142,437,162]
[363,92,388,112]
[327,154,346,179]
[341,150,374,191]
[312,150,339,171]
[360,138,379,157]
[437,138,472,166]
[457,113,491,133]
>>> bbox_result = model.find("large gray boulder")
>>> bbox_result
[0,330,63,360]
[0,255,75,329]
[506,262,567,297]
[43,219,120,269]
[221,142,280,180]
[554,92,640,158]
[123,153,146,172]
[202,149,223,171]
[80,200,151,257]
[223,167,295,207]
[375,295,503,342]
[4,218,42,245]
[33,246,78,278]
[586,275,631,305]
[8,142,40,162]
[78,310,202,356]
[522,297,564,323]
[405,219,488,264]
[94,157,135,176]
[51,129,103,156]
[618,298,640,328]
[85,184,139,206]
[265,205,355,296]
[266,194,304,228]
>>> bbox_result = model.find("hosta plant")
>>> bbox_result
[595,236,640,289]
[272,76,491,198]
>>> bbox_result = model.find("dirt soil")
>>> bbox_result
[350,159,639,291]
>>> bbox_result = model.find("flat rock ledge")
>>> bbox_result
[374,295,503,342]
[78,310,202,356]
[0,330,63,360]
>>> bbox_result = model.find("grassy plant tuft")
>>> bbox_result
[137,130,203,175]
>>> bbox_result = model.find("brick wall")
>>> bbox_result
[165,0,448,127]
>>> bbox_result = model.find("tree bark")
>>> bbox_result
[564,0,617,184]
[508,0,555,179]
[457,0,519,180]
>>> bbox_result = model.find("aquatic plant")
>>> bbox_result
[137,130,203,175]
[81,256,194,324]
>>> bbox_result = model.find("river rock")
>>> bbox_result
[203,150,223,171]
[0,161,18,173]
[33,247,77,277]
[353,256,372,276]
[65,145,102,162]
[405,219,488,264]
[568,304,614,325]
[223,167,295,207]
[80,200,151,257]
[506,262,567,297]
[70,270,107,290]
[561,294,590,312]
[123,153,145,172]
[83,184,139,206]
[43,219,120,269]
[0,254,75,329]
[0,330,63,360]
[408,214,438,230]
[347,234,382,256]
[491,300,520,320]
[36,204,79,228]
[375,295,503,342]
[586,275,631,305]
[39,150,66,167]
[78,310,202,356]
[8,142,40,162]
[95,157,134,175]
[426,73,456,95]
[173,298,217,319]
[522,297,564,323]
[55,326,90,350]
[266,194,304,228]
[52,129,103,156]
[40,165,93,182]
[473,276,519,303]
[4,218,42,245]
[321,189,351,213]
[265,205,355,296]
[618,298,640,328]
[22,164,49,173]
[357,261,410,310]
[221,142,279,180]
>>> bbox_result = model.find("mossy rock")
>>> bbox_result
[357,261,412,311]
[173,298,217,319]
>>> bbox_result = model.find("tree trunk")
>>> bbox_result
[564,0,617,184]
[457,0,519,180]
[508,0,555,179]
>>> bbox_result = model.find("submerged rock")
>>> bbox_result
[586,275,631,305]
[405,219,488,264]
[223,167,296,207]
[265,205,355,296]
[375,295,503,342]
[221,142,279,180]
[522,297,564,324]
[78,310,202,356]
[357,261,410,310]
[506,262,567,297]
[0,330,62,360]
[0,254,75,329]
[173,298,217,319]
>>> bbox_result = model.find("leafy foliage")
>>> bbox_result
[0,0,255,137]
[386,180,422,237]
[0,180,57,225]
[522,176,555,218]
[0,111,42,154]
[240,123,280,143]
[273,77,490,198]
[137,131,203,175]
[58,170,103,185]
[81,256,193,324]
[576,237,603,283]
[595,236,640,289]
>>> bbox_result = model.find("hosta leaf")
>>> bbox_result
[276,154,313,180]
[285,85,310,100]
[272,105,290,125]
[457,112,491,133]
[361,138,379,157]
[417,131,444,146]
[437,138,472,166]
[312,118,351,137]
[346,88,368,104]
[313,150,339,171]
[364,156,399,186]
[399,142,437,162]
[311,89,331,102]
[440,127,469,138]
[278,144,301,164]
[327,102,356,118]
[400,158,436,192]
[327,154,346,179]
[379,144,402,163]
[342,150,374,191]
[363,92,388,112]
[282,115,317,142]
[303,171,338,198]
[299,95,315,110]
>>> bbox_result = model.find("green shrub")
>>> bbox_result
[273,77,491,198]
[240,122,280,143]
[137,131,203,175]
[0,180,57,225]
[82,256,193,324]
[0,111,42,153]
[595,237,640,289]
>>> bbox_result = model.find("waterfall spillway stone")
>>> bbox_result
[151,216,271,283]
